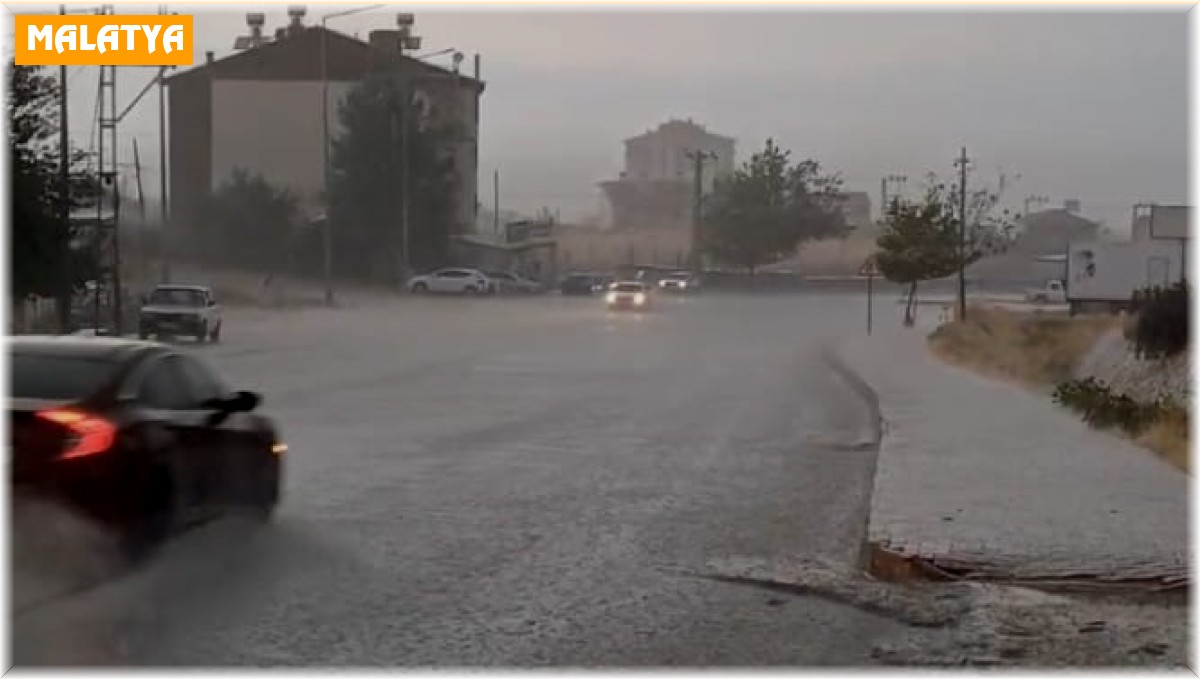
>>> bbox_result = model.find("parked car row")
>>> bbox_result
[401,267,704,299]
[406,268,546,296]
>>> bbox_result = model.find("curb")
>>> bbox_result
[819,345,882,446]
[819,344,886,575]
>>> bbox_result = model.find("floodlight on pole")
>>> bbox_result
[320,3,386,305]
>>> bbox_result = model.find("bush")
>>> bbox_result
[1130,283,1189,359]
[1052,377,1158,434]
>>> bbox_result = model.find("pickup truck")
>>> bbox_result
[1025,279,1066,304]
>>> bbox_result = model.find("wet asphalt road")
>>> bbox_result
[14,292,908,666]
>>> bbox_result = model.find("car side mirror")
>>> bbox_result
[229,390,261,412]
[202,390,260,426]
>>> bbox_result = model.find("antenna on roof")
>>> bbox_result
[235,12,268,49]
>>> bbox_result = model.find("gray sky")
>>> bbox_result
[21,5,1190,231]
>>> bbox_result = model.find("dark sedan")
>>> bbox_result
[10,337,284,559]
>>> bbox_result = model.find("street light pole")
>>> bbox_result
[395,14,420,286]
[320,17,333,305]
[956,147,969,322]
[58,4,71,333]
[320,5,384,306]
[686,150,716,275]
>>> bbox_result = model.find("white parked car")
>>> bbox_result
[408,268,492,295]
[138,284,223,342]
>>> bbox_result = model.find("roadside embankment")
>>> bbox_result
[927,306,1188,472]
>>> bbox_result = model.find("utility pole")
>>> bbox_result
[686,150,717,274]
[158,5,170,281]
[92,4,124,334]
[57,5,71,333]
[390,108,409,286]
[400,105,411,283]
[320,19,333,305]
[133,139,148,287]
[132,140,145,219]
[493,168,500,237]
[955,147,969,322]
[395,13,419,285]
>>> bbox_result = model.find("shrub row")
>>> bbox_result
[1129,283,1189,360]
[1053,376,1186,437]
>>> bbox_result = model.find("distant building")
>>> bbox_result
[600,118,736,231]
[623,118,735,187]
[553,223,691,272]
[1010,208,1101,255]
[165,18,485,245]
[966,208,1101,290]
[1132,204,1191,242]
[838,191,872,230]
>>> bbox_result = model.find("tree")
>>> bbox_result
[328,74,460,283]
[197,168,299,274]
[701,138,848,274]
[9,64,97,323]
[876,173,1018,325]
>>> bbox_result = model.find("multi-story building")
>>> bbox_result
[600,119,735,231]
[166,14,484,244]
[623,118,735,188]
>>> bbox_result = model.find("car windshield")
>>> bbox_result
[11,354,118,400]
[613,283,644,293]
[149,288,205,306]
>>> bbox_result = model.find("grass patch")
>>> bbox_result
[1137,405,1190,473]
[928,305,1118,388]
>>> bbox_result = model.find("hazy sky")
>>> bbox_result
[15,5,1190,230]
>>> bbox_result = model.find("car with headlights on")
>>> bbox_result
[605,281,652,311]
[10,336,284,559]
[138,284,222,343]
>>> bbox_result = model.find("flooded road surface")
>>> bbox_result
[13,294,908,666]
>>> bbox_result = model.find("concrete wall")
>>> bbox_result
[555,228,691,272]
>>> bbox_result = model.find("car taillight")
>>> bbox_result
[36,408,116,460]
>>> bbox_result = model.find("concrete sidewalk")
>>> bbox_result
[835,320,1188,583]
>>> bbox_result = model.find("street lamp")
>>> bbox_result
[320,4,384,306]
